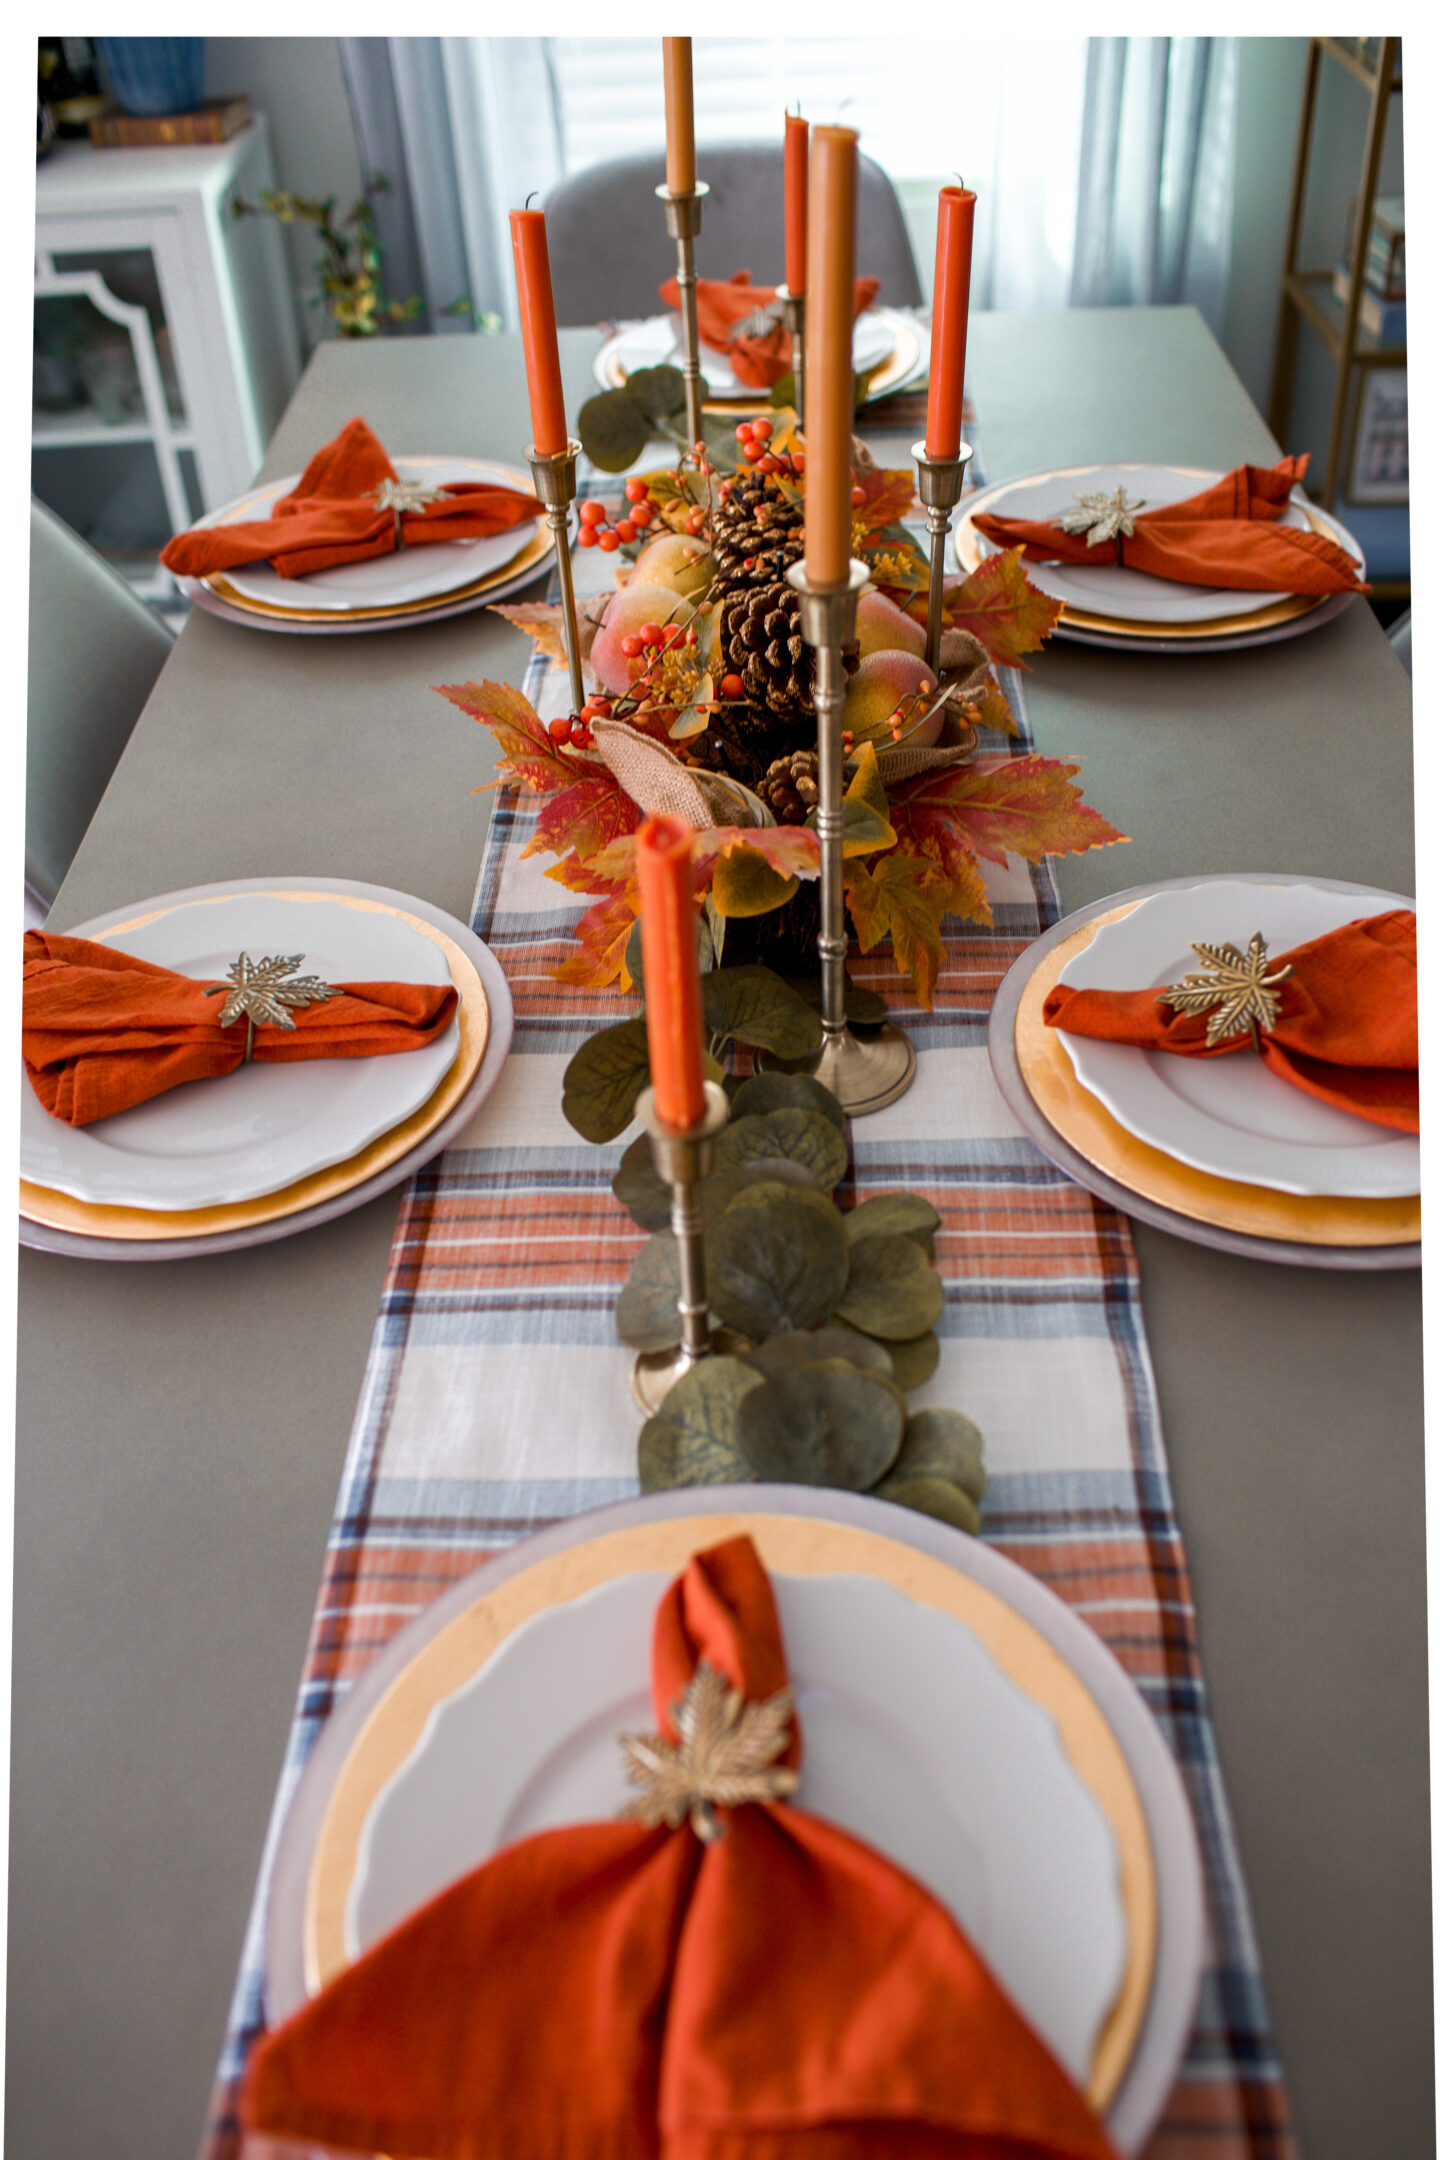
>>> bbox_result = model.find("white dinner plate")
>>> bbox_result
[1053,879,1418,1198]
[193,457,538,614]
[22,892,461,1210]
[597,307,897,398]
[969,463,1363,625]
[264,1490,1204,2155]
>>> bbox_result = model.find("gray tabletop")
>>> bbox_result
[11,311,1426,2160]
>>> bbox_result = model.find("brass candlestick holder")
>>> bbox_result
[631,1079,748,1414]
[526,440,586,718]
[762,561,917,1116]
[912,441,975,679]
[776,283,805,428]
[657,181,710,453]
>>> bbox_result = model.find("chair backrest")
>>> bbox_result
[1388,606,1412,680]
[27,496,174,910]
[542,143,923,326]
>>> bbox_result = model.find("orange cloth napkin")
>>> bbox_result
[23,930,459,1128]
[973,455,1367,596]
[242,1535,1121,2160]
[658,269,882,389]
[159,417,542,581]
[1045,909,1417,1133]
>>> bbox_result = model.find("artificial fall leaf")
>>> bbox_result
[433,679,585,795]
[939,549,1064,668]
[619,1660,799,1841]
[486,601,569,665]
[545,850,621,897]
[523,768,644,864]
[967,675,1020,739]
[844,853,950,1009]
[906,754,1130,871]
[852,465,917,534]
[692,823,821,886]
[1160,933,1293,1048]
[836,743,897,856]
[553,882,642,992]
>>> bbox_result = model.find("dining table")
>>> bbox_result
[10,305,1425,2160]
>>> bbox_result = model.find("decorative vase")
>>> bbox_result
[94,37,205,118]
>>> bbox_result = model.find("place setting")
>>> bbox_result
[990,872,1419,1268]
[19,875,513,1259]
[955,456,1368,653]
[159,418,556,634]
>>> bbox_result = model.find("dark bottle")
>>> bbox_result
[37,39,107,138]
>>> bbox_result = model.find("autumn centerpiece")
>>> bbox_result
[437,400,1126,1003]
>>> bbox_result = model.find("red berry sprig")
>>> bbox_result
[733,416,802,481]
[574,488,658,551]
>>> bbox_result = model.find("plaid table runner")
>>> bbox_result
[202,406,1295,2160]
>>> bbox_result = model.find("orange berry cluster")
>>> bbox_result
[574,480,660,552]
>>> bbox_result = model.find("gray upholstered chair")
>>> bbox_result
[542,143,922,325]
[26,496,174,919]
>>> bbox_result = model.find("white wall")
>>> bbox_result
[203,38,365,354]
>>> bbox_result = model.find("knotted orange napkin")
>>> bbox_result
[658,269,882,389]
[242,1535,1121,2160]
[1045,909,1417,1133]
[973,455,1367,596]
[23,930,459,1128]
[159,417,542,581]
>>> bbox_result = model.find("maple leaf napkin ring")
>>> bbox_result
[372,476,446,548]
[1055,487,1146,566]
[203,951,341,1060]
[1158,932,1293,1050]
[619,1660,800,1842]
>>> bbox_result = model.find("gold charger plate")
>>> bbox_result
[1017,905,1419,1247]
[608,312,923,409]
[955,466,1346,641]
[199,455,552,624]
[20,891,488,1242]
[302,1511,1157,2116]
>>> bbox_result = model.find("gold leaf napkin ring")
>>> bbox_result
[1056,485,1145,565]
[373,476,446,548]
[1158,931,1293,1051]
[203,951,342,1060]
[618,1660,800,1843]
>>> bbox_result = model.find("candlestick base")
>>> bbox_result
[630,1080,748,1416]
[761,1023,917,1118]
[526,440,586,716]
[912,441,975,678]
[656,182,710,454]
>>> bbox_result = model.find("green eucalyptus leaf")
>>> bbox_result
[736,1363,905,1489]
[702,966,822,1058]
[714,1107,848,1193]
[624,364,690,426]
[872,1473,981,1535]
[702,895,726,970]
[624,920,645,998]
[636,1355,764,1490]
[616,1232,684,1351]
[729,1071,846,1135]
[745,1326,893,1383]
[707,1189,849,1338]
[845,1192,942,1257]
[783,972,890,1029]
[888,1407,987,1503]
[699,412,743,472]
[612,1133,743,1231]
[834,1231,945,1341]
[723,1178,842,1221]
[562,1016,651,1142]
[883,1330,941,1392]
[576,388,650,473]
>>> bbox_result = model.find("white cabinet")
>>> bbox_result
[33,117,303,604]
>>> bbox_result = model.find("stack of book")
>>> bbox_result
[1333,195,1405,345]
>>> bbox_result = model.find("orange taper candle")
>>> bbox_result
[925,186,976,461]
[636,815,707,1130]
[784,110,809,294]
[804,124,859,589]
[509,208,568,455]
[662,38,696,196]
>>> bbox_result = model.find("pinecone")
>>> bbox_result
[722,582,815,727]
[709,471,805,599]
[685,711,787,792]
[759,750,820,825]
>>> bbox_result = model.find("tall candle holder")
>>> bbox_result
[631,1080,748,1414]
[776,284,805,428]
[656,181,710,454]
[526,439,586,718]
[912,440,975,680]
[762,561,917,1116]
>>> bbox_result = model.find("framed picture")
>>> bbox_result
[1348,371,1408,505]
